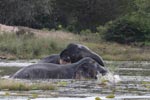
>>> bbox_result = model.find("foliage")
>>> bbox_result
[95,97,102,100]
[0,0,53,28]
[0,30,150,61]
[52,0,131,32]
[103,13,150,44]
[134,0,150,14]
[99,0,150,45]
[106,94,115,98]
[0,33,64,59]
[80,29,92,35]
[57,81,68,86]
[0,0,130,32]
[0,79,57,91]
[0,0,149,42]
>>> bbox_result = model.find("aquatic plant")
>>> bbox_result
[95,97,102,100]
[31,94,38,99]
[0,79,57,91]
[106,94,115,98]
[57,81,68,86]
[4,92,10,96]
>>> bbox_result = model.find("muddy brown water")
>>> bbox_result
[0,60,150,100]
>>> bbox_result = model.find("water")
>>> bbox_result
[1,96,150,100]
[0,60,150,100]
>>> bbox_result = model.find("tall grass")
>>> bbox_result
[82,41,150,61]
[0,33,66,59]
[0,31,149,61]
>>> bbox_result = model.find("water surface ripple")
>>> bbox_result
[0,60,150,99]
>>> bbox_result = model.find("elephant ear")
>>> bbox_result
[75,64,87,79]
[74,63,94,79]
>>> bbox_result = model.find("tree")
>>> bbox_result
[0,0,53,28]
[0,0,134,31]
[52,0,130,32]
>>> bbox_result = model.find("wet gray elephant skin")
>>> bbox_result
[60,43,105,66]
[38,54,60,64]
[11,57,107,79]
[38,54,71,64]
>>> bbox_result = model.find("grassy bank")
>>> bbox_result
[0,31,76,59]
[0,30,150,61]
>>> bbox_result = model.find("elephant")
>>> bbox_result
[60,43,105,66]
[38,54,60,64]
[11,57,107,79]
[38,54,71,64]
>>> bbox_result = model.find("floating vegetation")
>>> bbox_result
[0,79,57,91]
[57,81,68,86]
[31,93,38,99]
[5,92,10,96]
[95,97,102,100]
[0,61,150,98]
[106,94,115,98]
[142,81,150,85]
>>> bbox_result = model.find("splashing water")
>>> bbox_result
[96,72,121,85]
[1,75,10,79]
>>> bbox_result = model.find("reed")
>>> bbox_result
[0,30,149,61]
[0,79,57,91]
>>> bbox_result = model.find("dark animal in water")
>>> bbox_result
[60,43,105,66]
[11,57,107,79]
[38,54,71,64]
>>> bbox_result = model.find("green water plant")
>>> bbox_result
[57,81,68,86]
[95,97,102,100]
[0,79,57,91]
[106,94,115,98]
[142,81,150,85]
[31,94,38,99]
[5,92,10,96]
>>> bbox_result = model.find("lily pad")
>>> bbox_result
[106,94,115,98]
[95,97,102,100]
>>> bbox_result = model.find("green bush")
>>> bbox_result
[102,13,150,44]
[80,29,92,35]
